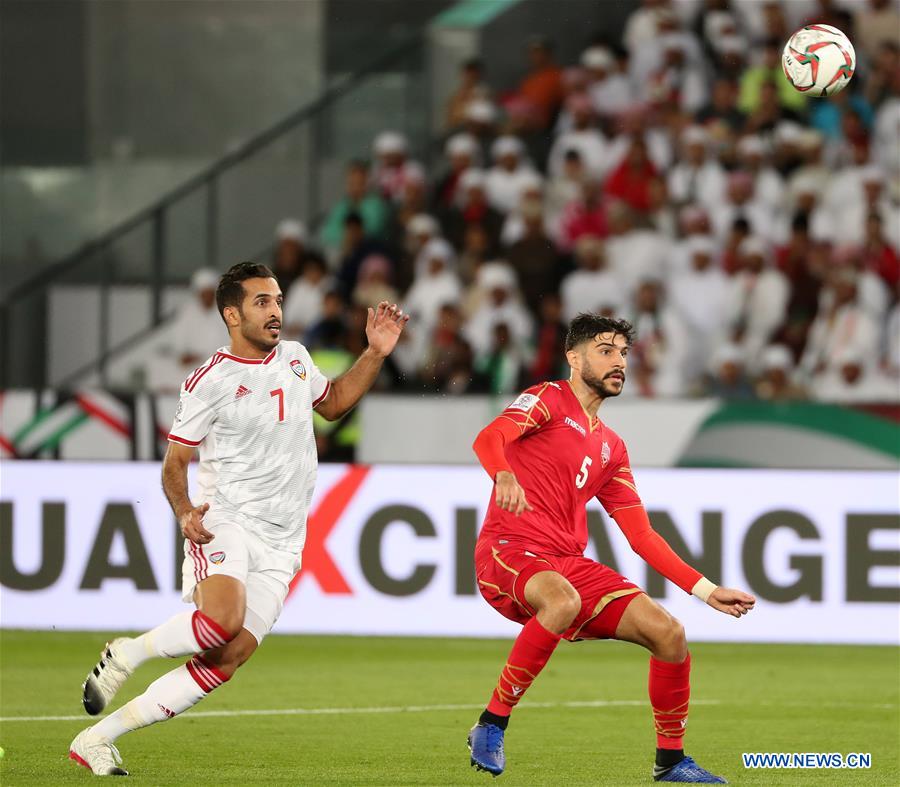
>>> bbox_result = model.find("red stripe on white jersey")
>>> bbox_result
[168,433,202,446]
[184,353,219,391]
[186,353,224,393]
[312,380,332,408]
[215,348,277,365]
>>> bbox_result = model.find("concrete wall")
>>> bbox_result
[86,0,324,160]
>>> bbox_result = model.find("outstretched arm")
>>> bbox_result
[315,301,409,421]
[612,505,756,618]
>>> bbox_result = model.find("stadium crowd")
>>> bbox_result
[163,0,900,404]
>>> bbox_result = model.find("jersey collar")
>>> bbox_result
[217,345,278,365]
[565,379,601,433]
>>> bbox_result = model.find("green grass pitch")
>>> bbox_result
[1,630,897,785]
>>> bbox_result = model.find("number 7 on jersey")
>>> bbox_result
[270,387,285,422]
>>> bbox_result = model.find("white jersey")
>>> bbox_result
[168,341,331,554]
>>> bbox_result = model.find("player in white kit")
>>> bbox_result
[69,262,409,776]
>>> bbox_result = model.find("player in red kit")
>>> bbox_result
[467,315,755,783]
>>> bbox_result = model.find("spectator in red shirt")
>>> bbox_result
[863,212,900,288]
[604,136,661,215]
[559,180,609,252]
[507,37,564,131]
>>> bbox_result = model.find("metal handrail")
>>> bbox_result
[1,34,423,305]
[52,238,277,390]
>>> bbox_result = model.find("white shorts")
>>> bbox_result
[181,513,301,644]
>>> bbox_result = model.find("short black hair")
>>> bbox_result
[565,314,634,351]
[215,262,276,321]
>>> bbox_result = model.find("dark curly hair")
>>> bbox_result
[565,314,635,351]
[215,262,276,322]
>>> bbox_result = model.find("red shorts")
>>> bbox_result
[475,538,643,641]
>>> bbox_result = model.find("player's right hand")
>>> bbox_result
[494,471,533,516]
[179,502,214,544]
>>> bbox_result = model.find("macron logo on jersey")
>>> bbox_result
[564,416,586,437]
[234,385,252,400]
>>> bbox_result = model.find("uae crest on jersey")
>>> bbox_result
[290,359,307,380]
[601,441,611,467]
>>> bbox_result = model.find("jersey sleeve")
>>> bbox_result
[472,383,556,479]
[168,389,215,447]
[308,358,331,408]
[596,444,642,515]
[496,382,555,437]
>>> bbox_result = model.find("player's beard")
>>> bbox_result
[581,364,625,399]
[239,312,280,353]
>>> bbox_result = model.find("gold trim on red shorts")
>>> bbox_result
[568,586,643,641]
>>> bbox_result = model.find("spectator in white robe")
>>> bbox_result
[724,236,790,372]
[547,92,609,180]
[800,268,882,391]
[284,253,332,340]
[605,202,669,299]
[626,279,691,397]
[581,46,632,120]
[404,238,463,365]
[669,235,731,384]
[667,125,726,211]
[711,170,776,244]
[485,136,541,215]
[168,269,226,371]
[372,131,424,203]
[464,261,534,359]
[735,134,785,215]
[560,235,626,322]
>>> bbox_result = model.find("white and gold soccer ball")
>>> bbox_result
[782,24,856,98]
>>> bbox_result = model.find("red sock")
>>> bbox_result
[649,652,691,750]
[486,617,561,716]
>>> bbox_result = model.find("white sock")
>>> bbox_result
[90,656,229,742]
[118,611,230,669]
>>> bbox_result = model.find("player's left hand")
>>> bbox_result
[366,301,409,358]
[707,586,756,618]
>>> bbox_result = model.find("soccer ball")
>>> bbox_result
[782,24,856,97]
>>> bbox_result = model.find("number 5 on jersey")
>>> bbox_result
[575,455,592,489]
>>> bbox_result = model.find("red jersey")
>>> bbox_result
[478,380,641,557]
